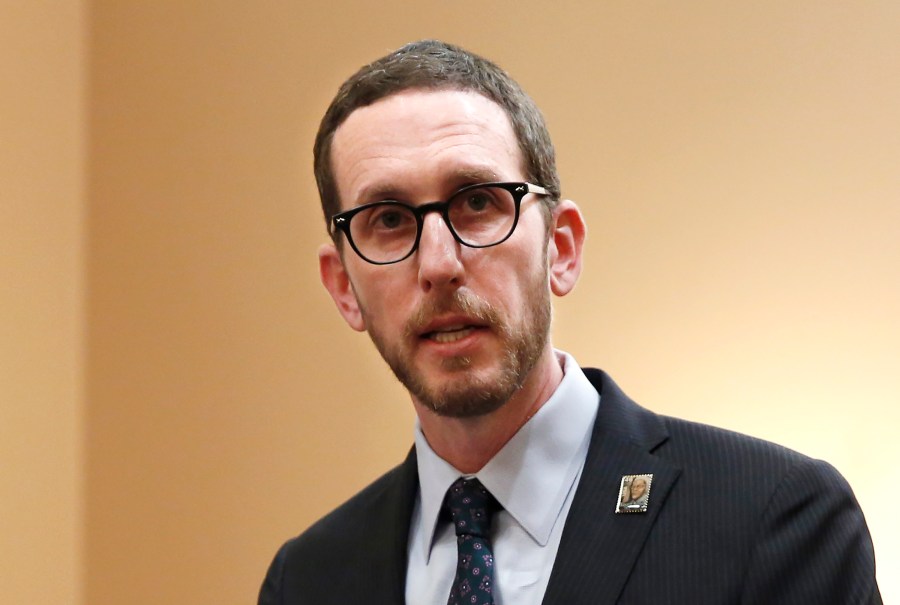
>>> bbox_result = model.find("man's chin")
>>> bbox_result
[413,350,489,381]
[409,367,515,419]
[421,388,509,419]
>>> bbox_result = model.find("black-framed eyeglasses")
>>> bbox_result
[330,182,550,265]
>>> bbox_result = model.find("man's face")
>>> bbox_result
[631,478,647,500]
[323,89,554,418]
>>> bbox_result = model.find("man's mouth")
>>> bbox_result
[424,325,477,344]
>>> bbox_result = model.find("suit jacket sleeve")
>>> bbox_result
[739,457,881,604]
[259,540,287,605]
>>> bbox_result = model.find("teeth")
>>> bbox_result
[430,327,473,343]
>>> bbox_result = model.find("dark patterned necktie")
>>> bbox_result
[444,477,501,605]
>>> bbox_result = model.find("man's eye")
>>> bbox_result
[367,206,411,230]
[465,192,493,211]
[378,211,403,228]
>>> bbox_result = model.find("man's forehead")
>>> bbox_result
[330,89,523,206]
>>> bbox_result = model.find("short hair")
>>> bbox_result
[313,39,561,237]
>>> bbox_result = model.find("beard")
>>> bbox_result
[361,264,552,418]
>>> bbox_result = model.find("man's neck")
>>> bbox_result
[413,349,564,473]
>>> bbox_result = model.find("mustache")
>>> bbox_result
[405,290,502,337]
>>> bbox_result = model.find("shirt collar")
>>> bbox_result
[414,350,600,557]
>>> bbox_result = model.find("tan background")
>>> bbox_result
[2,1,897,603]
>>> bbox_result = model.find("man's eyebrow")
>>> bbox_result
[352,168,503,206]
[454,167,501,184]
[355,183,404,204]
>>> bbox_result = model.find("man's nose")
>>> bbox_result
[416,212,464,292]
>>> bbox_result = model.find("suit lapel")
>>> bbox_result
[360,447,419,605]
[542,369,682,604]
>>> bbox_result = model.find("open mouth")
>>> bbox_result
[426,326,473,343]
[422,324,486,344]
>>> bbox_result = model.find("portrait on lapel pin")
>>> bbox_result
[616,474,653,513]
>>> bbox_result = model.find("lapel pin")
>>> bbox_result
[615,473,653,513]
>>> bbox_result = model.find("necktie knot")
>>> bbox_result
[445,477,499,539]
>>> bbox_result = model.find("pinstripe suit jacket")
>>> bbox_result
[259,368,881,604]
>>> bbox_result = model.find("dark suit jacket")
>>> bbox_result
[260,369,881,604]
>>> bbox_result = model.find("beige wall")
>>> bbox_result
[4,1,898,603]
[0,2,86,603]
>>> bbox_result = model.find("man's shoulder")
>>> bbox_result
[584,366,811,463]
[582,365,850,502]
[660,412,809,466]
[660,412,845,492]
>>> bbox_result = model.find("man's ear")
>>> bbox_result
[318,243,366,332]
[547,199,586,296]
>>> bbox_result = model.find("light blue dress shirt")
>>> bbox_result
[405,351,600,605]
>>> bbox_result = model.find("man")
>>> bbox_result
[260,40,880,604]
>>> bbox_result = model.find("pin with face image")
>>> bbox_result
[615,474,653,513]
